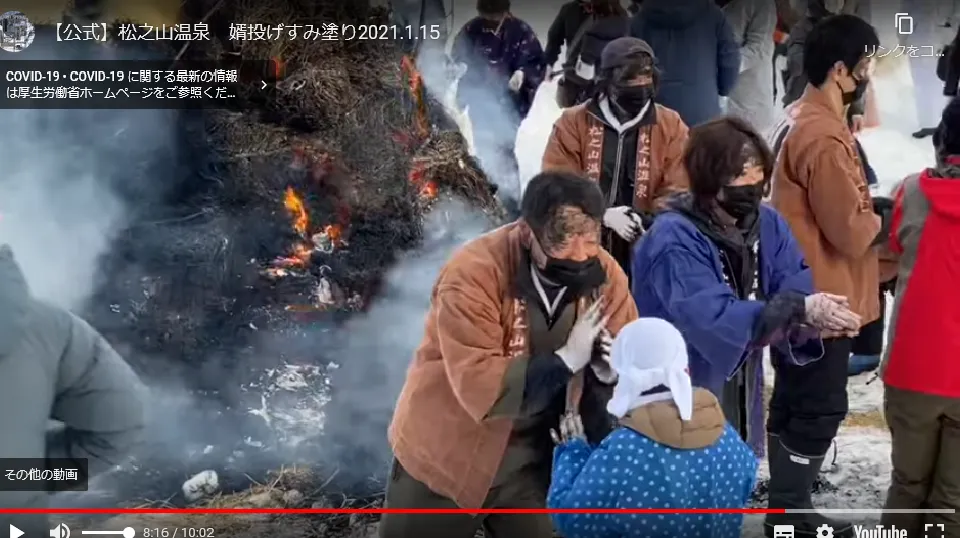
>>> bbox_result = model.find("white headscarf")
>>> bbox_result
[606,318,694,420]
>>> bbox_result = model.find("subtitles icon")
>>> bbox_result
[896,12,914,35]
[773,525,795,538]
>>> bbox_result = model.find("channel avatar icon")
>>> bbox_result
[0,11,34,52]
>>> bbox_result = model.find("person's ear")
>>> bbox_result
[828,61,846,83]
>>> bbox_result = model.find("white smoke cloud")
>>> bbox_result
[0,40,176,310]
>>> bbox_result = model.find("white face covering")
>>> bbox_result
[606,318,694,420]
[823,0,844,14]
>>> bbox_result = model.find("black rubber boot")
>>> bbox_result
[764,439,852,538]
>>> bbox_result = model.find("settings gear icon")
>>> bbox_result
[816,524,834,538]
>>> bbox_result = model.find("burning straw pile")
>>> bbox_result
[85,0,503,528]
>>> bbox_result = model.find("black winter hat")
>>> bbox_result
[934,96,960,157]
[600,37,655,70]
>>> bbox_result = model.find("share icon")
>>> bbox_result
[80,528,136,538]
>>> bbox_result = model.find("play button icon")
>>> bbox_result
[10,525,23,538]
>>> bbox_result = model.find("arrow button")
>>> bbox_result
[261,80,267,90]
[10,524,23,538]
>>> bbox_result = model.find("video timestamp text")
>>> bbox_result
[142,528,215,538]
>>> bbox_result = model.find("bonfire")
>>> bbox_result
[79,0,502,534]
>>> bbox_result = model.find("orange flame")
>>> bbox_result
[284,187,309,236]
[324,224,343,246]
[420,181,438,199]
[407,163,438,200]
[400,55,429,139]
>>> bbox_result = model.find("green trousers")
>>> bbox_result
[882,385,960,538]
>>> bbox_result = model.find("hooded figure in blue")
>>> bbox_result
[548,317,758,538]
[631,117,862,455]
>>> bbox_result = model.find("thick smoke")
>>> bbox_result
[322,199,493,487]
[313,33,536,486]
[416,37,524,201]
[0,41,177,311]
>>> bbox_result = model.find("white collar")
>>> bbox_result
[530,264,567,318]
[599,97,650,133]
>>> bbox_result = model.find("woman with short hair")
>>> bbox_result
[630,116,860,455]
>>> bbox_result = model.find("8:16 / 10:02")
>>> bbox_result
[142,529,215,538]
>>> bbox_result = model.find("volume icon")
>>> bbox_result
[51,523,71,538]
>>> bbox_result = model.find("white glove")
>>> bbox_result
[589,329,617,383]
[509,69,524,92]
[603,206,644,241]
[556,298,609,373]
[804,293,861,332]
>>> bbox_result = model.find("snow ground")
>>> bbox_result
[506,50,933,517]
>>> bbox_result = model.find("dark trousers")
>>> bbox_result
[378,460,554,538]
[768,338,852,455]
[882,385,960,537]
[852,289,887,356]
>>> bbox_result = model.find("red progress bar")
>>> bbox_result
[0,508,785,514]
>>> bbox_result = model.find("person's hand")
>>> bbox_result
[804,293,861,332]
[850,114,864,134]
[556,298,609,373]
[603,206,644,241]
[551,412,586,445]
[509,70,524,92]
[590,329,617,383]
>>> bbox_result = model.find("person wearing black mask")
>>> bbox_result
[379,171,638,538]
[542,37,690,284]
[769,15,886,538]
[631,116,859,464]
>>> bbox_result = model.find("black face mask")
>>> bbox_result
[839,75,869,106]
[718,184,764,220]
[481,17,501,29]
[614,85,655,118]
[540,256,607,295]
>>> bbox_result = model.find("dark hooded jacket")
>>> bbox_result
[0,246,145,535]
[629,0,741,127]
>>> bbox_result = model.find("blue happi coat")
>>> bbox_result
[631,204,823,454]
[548,425,757,538]
[451,15,545,120]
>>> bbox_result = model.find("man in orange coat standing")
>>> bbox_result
[541,38,689,283]
[379,171,638,538]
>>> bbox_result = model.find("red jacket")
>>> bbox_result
[883,159,960,397]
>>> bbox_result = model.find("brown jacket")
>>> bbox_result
[541,101,689,213]
[771,86,881,326]
[620,389,725,449]
[388,222,638,509]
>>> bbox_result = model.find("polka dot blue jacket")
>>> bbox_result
[547,424,758,538]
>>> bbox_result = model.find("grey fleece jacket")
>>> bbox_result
[0,245,145,534]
